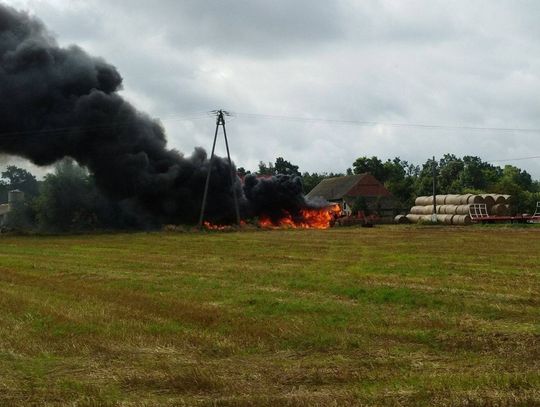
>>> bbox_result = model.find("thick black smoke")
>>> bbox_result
[0,5,317,226]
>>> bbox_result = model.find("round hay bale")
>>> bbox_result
[445,195,462,205]
[467,195,484,204]
[436,205,450,214]
[460,194,473,205]
[481,194,495,208]
[440,205,458,214]
[394,215,409,224]
[436,195,447,205]
[437,214,454,224]
[491,204,510,216]
[415,196,430,206]
[406,214,433,224]
[491,194,506,204]
[455,205,471,215]
[452,214,472,225]
[410,206,427,215]
[405,214,421,223]
[425,196,436,206]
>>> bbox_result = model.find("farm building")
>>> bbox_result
[305,173,398,218]
[0,190,25,226]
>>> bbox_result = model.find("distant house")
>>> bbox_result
[0,190,25,226]
[305,173,398,218]
[0,203,9,225]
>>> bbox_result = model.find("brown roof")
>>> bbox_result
[306,174,366,200]
[305,173,393,201]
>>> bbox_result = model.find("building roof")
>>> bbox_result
[306,174,367,201]
[305,173,393,201]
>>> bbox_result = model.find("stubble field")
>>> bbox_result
[0,225,538,406]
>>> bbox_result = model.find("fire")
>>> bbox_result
[259,204,341,229]
[203,220,246,231]
[203,221,228,231]
[202,205,341,230]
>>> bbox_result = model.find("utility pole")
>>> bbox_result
[432,156,437,223]
[198,110,242,228]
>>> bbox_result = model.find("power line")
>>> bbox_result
[487,155,540,163]
[230,111,540,133]
[3,108,540,144]
[0,111,210,139]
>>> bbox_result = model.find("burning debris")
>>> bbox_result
[202,204,341,230]
[258,204,341,229]
[0,5,332,229]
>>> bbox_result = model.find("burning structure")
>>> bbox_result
[306,174,398,220]
[0,4,333,229]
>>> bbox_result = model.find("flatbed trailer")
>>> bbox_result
[470,203,540,224]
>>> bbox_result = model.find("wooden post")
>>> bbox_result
[432,156,437,223]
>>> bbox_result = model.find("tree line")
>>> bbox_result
[1,160,138,232]
[1,154,539,232]
[245,154,540,213]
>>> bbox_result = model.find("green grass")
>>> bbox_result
[0,226,538,406]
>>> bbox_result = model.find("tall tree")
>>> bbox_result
[437,154,464,194]
[301,172,326,195]
[414,158,438,197]
[383,158,418,207]
[33,159,129,231]
[257,161,275,176]
[274,157,300,177]
[0,165,39,200]
[352,156,387,181]
[459,156,501,191]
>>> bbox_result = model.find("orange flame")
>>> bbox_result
[259,204,341,229]
[203,221,228,231]
[203,220,246,230]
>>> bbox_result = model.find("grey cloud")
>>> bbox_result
[105,0,345,57]
[2,0,540,179]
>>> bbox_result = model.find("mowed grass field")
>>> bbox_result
[0,226,538,406]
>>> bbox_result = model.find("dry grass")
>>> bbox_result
[0,225,538,406]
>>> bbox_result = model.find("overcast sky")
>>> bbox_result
[4,0,540,179]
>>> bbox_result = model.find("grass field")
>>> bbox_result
[0,225,538,406]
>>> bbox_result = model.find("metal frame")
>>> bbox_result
[470,202,540,224]
[198,110,241,228]
[533,202,540,218]
[469,203,489,220]
[530,202,540,223]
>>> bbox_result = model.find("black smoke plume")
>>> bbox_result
[0,4,317,227]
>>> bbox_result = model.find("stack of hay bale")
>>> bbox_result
[395,194,512,225]
[480,194,512,216]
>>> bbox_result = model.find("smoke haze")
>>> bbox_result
[0,4,316,227]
